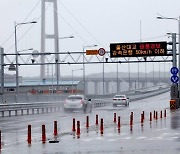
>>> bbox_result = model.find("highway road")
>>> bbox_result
[0,92,180,154]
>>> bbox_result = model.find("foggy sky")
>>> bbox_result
[0,0,179,77]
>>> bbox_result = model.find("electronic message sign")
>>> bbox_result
[110,41,167,57]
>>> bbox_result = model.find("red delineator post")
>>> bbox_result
[96,115,98,125]
[160,111,162,118]
[100,118,104,135]
[54,121,58,136]
[131,112,134,121]
[164,110,167,118]
[0,130,1,149]
[114,113,116,123]
[142,111,145,120]
[86,116,89,128]
[27,125,31,144]
[141,113,144,124]
[42,125,46,143]
[154,110,156,119]
[156,111,158,120]
[72,118,76,132]
[77,121,80,138]
[150,112,152,122]
[118,116,121,130]
[130,114,133,126]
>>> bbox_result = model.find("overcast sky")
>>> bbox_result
[0,0,180,78]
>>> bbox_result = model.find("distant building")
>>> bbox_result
[0,71,22,83]
[2,80,84,94]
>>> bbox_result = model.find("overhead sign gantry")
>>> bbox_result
[110,41,167,57]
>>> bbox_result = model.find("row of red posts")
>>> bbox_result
[0,110,167,148]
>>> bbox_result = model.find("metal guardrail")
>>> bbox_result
[92,87,169,108]
[0,102,63,117]
[0,87,170,117]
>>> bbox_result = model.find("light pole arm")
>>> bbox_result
[15,22,19,96]
[14,21,37,97]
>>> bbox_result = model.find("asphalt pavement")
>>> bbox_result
[1,92,180,154]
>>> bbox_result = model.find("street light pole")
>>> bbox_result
[57,35,74,91]
[15,22,18,97]
[72,68,83,94]
[157,15,180,102]
[178,16,180,101]
[72,70,74,94]
[83,44,98,95]
[117,58,119,93]
[14,21,37,98]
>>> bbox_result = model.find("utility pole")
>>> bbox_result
[170,33,179,108]
[172,33,177,67]
[0,47,4,103]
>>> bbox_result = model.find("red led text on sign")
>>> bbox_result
[110,42,167,57]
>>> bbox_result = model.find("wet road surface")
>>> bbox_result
[1,92,180,154]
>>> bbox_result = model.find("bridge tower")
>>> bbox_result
[41,0,59,81]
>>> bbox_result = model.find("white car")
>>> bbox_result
[64,95,92,113]
[113,95,129,107]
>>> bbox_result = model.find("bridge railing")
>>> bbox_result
[0,86,170,117]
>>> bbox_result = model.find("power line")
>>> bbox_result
[57,0,101,46]
[3,1,52,54]
[1,0,41,51]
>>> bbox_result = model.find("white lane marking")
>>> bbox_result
[171,136,179,139]
[136,136,147,140]
[0,120,45,125]
[121,137,132,140]
[173,133,180,135]
[161,133,169,136]
[152,128,168,132]
[95,137,103,140]
[107,133,119,137]
[118,133,128,136]
[0,121,21,125]
[82,139,93,142]
[107,139,116,141]
[146,136,163,140]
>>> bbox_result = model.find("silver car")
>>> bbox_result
[64,95,92,113]
[113,95,129,107]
